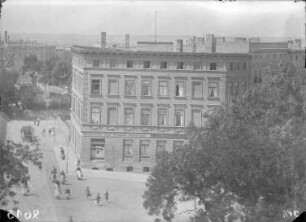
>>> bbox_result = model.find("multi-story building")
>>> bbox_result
[70,43,251,172]
[4,41,57,70]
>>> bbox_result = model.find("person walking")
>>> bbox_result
[76,167,83,180]
[60,147,65,160]
[85,186,92,199]
[105,190,109,202]
[95,193,101,205]
[59,170,66,184]
[51,166,57,181]
[65,188,71,200]
[53,180,61,199]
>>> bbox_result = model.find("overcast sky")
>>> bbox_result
[1,0,304,38]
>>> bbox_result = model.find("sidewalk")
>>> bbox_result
[49,118,149,183]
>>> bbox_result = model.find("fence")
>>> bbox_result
[37,82,68,95]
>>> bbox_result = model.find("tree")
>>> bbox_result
[143,62,306,222]
[21,55,43,73]
[40,58,71,86]
[0,140,42,207]
[0,69,19,114]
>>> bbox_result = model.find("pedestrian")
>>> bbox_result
[59,170,66,184]
[21,175,30,196]
[85,186,92,199]
[105,190,109,202]
[33,118,36,126]
[51,166,57,181]
[76,167,83,180]
[48,128,52,136]
[95,193,101,205]
[53,180,61,199]
[75,159,81,167]
[60,147,65,160]
[54,186,61,199]
[65,188,71,200]
[37,118,40,126]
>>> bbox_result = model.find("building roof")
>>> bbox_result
[72,45,252,58]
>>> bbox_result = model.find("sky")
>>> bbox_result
[0,0,304,38]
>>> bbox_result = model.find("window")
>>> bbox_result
[192,81,202,98]
[208,82,219,99]
[175,81,185,97]
[158,109,168,126]
[156,140,167,159]
[158,80,169,97]
[243,81,247,92]
[144,61,150,69]
[141,108,151,126]
[143,167,150,172]
[107,107,117,125]
[127,60,133,68]
[93,59,100,67]
[243,62,247,70]
[173,141,183,153]
[91,79,101,94]
[90,139,105,160]
[193,62,201,70]
[160,61,167,69]
[141,80,152,96]
[140,140,150,158]
[125,79,135,96]
[124,108,134,125]
[123,140,133,161]
[91,107,101,124]
[108,79,119,95]
[228,82,233,97]
[191,109,201,126]
[175,109,184,126]
[235,82,239,96]
[177,62,184,69]
[126,166,133,171]
[110,59,116,68]
[209,62,217,70]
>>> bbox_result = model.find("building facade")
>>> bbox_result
[70,45,251,172]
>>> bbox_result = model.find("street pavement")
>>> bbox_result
[4,119,192,222]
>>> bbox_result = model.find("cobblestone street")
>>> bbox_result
[3,119,192,222]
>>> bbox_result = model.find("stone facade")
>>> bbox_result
[70,45,251,172]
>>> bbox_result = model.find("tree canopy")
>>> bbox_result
[143,62,306,222]
[0,140,42,207]
[39,57,71,86]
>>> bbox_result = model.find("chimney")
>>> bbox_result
[176,39,183,52]
[125,34,130,49]
[205,34,216,53]
[192,36,196,52]
[4,30,7,45]
[101,31,106,48]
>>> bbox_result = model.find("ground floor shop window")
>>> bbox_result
[90,139,105,160]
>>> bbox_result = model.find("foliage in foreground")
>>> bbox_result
[143,63,306,222]
[0,140,42,206]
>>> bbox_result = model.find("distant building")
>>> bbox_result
[70,43,251,172]
[3,38,57,70]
